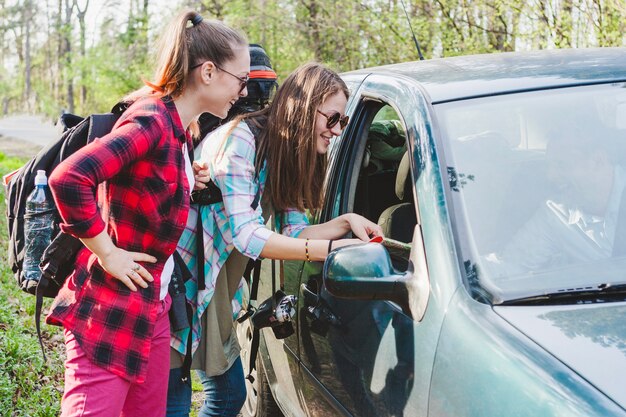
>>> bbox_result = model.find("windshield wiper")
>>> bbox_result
[500,283,626,306]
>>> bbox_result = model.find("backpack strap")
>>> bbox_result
[194,120,262,290]
[238,208,278,382]
[36,232,84,361]
[236,258,262,383]
[34,277,49,362]
[180,307,194,384]
[87,113,122,143]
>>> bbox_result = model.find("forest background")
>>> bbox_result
[1,0,625,120]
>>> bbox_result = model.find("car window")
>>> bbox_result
[351,104,415,271]
[435,82,626,301]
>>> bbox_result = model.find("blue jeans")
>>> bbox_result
[166,357,246,417]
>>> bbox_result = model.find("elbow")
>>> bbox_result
[48,166,63,192]
[231,227,271,260]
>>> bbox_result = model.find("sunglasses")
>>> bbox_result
[191,62,249,94]
[317,109,350,130]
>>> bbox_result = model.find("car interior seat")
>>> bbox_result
[377,152,417,244]
[354,121,406,222]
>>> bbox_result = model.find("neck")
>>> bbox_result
[173,92,201,130]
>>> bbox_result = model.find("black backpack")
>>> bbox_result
[5,103,127,359]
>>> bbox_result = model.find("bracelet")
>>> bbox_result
[305,238,310,262]
[327,239,334,255]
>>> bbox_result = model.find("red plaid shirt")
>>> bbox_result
[47,97,192,382]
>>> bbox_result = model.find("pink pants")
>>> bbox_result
[61,295,171,417]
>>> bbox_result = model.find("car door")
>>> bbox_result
[250,75,371,417]
[294,74,455,417]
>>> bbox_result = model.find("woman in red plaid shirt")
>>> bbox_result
[46,10,250,417]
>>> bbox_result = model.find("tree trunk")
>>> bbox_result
[24,0,33,111]
[63,0,74,113]
[75,0,89,110]
[301,0,323,61]
[43,0,56,112]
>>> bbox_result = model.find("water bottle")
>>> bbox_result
[21,170,56,291]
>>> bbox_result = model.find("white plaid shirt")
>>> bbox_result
[171,121,308,356]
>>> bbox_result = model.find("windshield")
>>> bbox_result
[436,82,626,303]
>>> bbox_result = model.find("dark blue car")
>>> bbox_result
[237,48,626,417]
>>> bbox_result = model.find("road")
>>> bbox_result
[0,114,58,147]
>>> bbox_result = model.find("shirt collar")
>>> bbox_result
[162,97,187,144]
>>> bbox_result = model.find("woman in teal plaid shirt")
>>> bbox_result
[167,62,383,417]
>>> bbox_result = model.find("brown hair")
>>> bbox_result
[127,10,247,136]
[242,62,349,212]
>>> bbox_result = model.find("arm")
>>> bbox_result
[297,213,383,241]
[49,107,165,288]
[79,230,156,291]
[262,210,383,261]
[207,123,274,259]
[260,233,350,261]
[209,123,382,262]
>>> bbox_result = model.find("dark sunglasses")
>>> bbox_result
[317,109,349,130]
[190,62,249,94]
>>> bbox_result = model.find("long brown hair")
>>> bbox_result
[126,9,246,136]
[243,62,349,212]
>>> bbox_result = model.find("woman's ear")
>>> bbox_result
[200,61,216,84]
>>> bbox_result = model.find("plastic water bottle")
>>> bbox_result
[21,170,56,289]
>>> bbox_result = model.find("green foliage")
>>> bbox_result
[2,0,625,116]
[0,153,26,172]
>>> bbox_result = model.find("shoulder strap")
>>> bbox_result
[87,113,121,143]
[238,210,280,382]
[194,121,262,289]
[244,117,265,180]
[36,232,84,361]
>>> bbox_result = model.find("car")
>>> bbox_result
[236,47,626,417]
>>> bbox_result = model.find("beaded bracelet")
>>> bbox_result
[305,238,310,262]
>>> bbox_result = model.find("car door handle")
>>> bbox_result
[300,283,319,307]
[300,283,342,329]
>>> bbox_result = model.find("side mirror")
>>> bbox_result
[323,240,428,321]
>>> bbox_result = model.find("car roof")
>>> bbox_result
[345,47,626,104]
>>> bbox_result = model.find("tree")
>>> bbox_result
[74,0,89,109]
[0,0,624,119]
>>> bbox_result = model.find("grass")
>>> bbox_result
[0,152,205,416]
[0,153,25,173]
[0,152,65,417]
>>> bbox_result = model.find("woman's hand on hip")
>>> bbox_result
[98,247,157,291]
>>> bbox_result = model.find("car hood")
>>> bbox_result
[494,302,626,409]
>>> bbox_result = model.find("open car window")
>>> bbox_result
[349,104,416,271]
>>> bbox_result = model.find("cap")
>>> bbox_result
[249,44,273,72]
[34,169,47,186]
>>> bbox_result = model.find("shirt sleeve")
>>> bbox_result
[275,209,310,238]
[204,122,273,259]
[49,105,167,238]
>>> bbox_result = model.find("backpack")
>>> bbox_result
[5,102,127,359]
